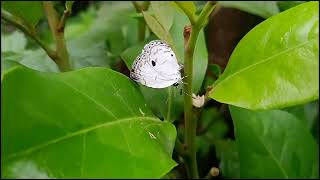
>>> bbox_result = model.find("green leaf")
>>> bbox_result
[277,1,305,12]
[229,105,319,178]
[150,1,175,32]
[142,11,174,47]
[1,66,177,178]
[1,31,59,73]
[208,64,221,78]
[215,139,240,179]
[209,2,319,110]
[219,1,279,19]
[2,1,44,28]
[65,2,138,69]
[283,101,319,131]
[172,1,197,17]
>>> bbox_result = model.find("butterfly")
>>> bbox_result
[130,40,183,88]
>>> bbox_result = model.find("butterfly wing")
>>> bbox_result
[131,40,182,88]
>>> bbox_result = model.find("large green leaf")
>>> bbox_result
[2,1,44,28]
[1,66,177,178]
[209,2,319,110]
[229,105,319,178]
[219,1,279,19]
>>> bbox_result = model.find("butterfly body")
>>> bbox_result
[130,40,182,88]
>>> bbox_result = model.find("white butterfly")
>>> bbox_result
[130,40,183,88]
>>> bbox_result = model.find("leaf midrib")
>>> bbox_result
[213,39,316,91]
[5,116,159,161]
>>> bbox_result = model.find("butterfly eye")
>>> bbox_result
[152,60,156,66]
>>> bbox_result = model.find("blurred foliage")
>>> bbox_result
[1,1,318,179]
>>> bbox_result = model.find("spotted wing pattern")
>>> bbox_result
[130,40,182,88]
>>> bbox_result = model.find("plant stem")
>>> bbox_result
[43,1,71,72]
[166,87,173,122]
[182,2,218,179]
[1,11,57,61]
[183,26,200,179]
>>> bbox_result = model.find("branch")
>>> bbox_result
[183,2,219,178]
[43,1,71,71]
[1,10,57,61]
[57,1,74,32]
[166,87,173,122]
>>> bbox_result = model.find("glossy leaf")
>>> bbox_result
[1,66,177,178]
[229,105,319,178]
[219,1,279,19]
[2,1,44,28]
[209,2,319,110]
[142,11,174,47]
[150,1,175,32]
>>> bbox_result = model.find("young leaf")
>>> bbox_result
[209,2,319,110]
[1,66,177,178]
[142,11,174,46]
[219,1,279,19]
[172,1,197,23]
[2,1,44,28]
[229,105,319,178]
[150,1,175,32]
